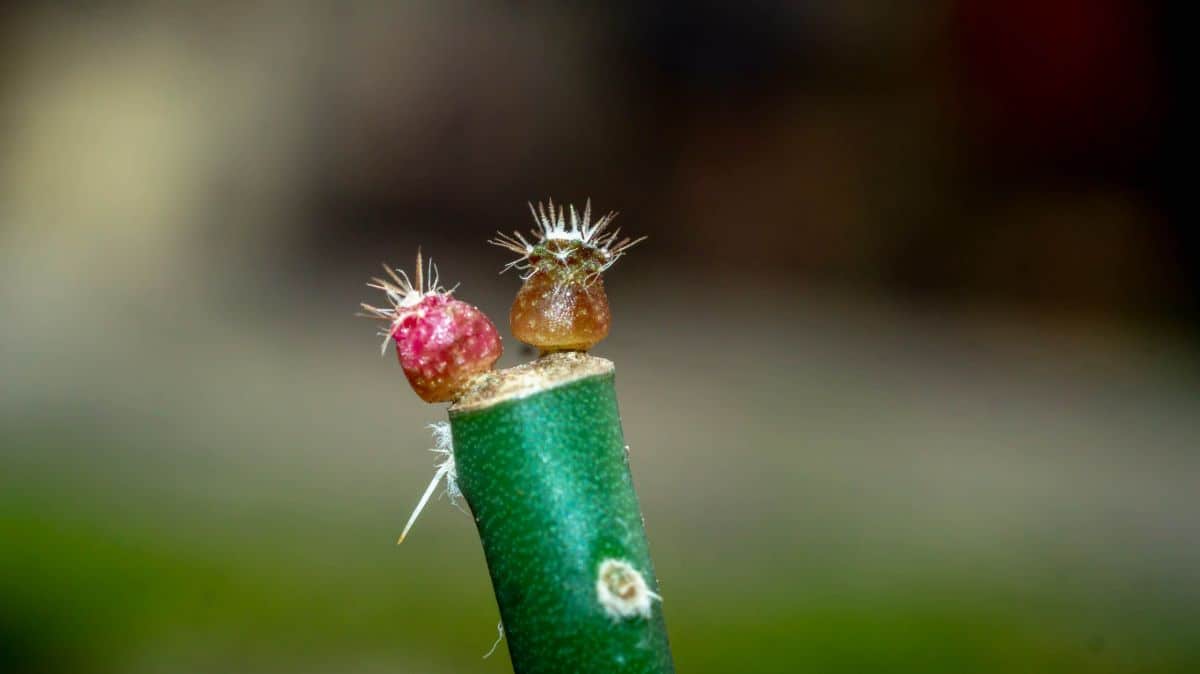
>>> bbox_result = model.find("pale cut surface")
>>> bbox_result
[450,351,614,413]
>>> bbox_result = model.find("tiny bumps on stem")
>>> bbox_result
[491,199,645,353]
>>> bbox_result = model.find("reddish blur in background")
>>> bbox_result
[1,3,1193,674]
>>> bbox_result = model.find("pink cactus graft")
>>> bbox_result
[361,250,501,403]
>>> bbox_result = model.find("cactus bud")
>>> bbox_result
[491,200,644,352]
[361,250,502,402]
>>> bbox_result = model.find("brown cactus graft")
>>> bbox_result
[490,200,644,352]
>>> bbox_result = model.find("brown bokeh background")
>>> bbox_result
[2,2,1194,673]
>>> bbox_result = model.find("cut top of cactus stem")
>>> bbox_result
[490,199,646,281]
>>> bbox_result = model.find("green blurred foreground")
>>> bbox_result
[2,275,1199,673]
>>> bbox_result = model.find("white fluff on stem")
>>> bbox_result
[397,422,460,544]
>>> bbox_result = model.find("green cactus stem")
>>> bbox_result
[449,352,674,674]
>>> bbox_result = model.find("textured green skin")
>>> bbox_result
[450,372,674,674]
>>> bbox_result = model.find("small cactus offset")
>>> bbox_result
[491,200,645,352]
[360,250,502,403]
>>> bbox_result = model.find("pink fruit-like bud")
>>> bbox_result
[362,251,502,403]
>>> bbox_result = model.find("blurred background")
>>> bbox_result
[1,2,1193,672]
